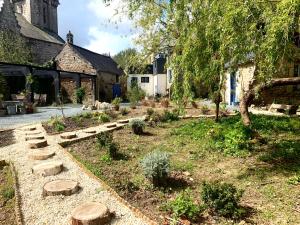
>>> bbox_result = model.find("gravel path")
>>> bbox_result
[0,118,151,225]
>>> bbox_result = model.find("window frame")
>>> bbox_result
[141,77,150,83]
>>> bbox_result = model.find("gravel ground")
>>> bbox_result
[0,120,150,225]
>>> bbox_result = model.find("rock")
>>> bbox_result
[60,132,77,140]
[117,119,129,124]
[82,105,87,110]
[94,101,113,110]
[183,171,191,176]
[28,139,48,149]
[25,135,45,141]
[32,161,63,176]
[29,150,55,160]
[71,202,113,225]
[43,180,79,196]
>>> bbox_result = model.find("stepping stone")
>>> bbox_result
[117,119,129,124]
[29,150,55,160]
[43,179,79,196]
[105,123,117,128]
[32,161,63,176]
[23,126,36,131]
[71,202,113,225]
[84,129,96,134]
[26,131,42,136]
[25,135,45,141]
[28,139,48,149]
[60,132,77,139]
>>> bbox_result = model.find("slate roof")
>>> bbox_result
[71,44,123,76]
[15,13,64,45]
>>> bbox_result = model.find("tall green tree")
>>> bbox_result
[113,48,140,74]
[105,0,300,126]
[0,30,32,64]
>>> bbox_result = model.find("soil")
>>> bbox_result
[0,162,16,225]
[0,130,15,148]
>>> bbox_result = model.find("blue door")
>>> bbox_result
[113,84,121,98]
[230,72,237,105]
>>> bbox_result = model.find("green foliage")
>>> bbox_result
[96,132,118,158]
[146,108,154,116]
[141,150,170,186]
[100,154,112,163]
[128,85,145,107]
[130,119,146,135]
[112,97,122,110]
[2,187,15,200]
[0,73,7,102]
[75,87,86,104]
[287,175,300,185]
[160,110,179,123]
[98,113,111,123]
[166,189,203,220]
[48,116,65,132]
[202,181,245,219]
[81,112,93,119]
[120,108,129,116]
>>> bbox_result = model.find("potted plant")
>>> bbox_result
[112,97,122,111]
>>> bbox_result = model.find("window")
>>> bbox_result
[43,7,47,24]
[131,77,138,88]
[141,77,149,83]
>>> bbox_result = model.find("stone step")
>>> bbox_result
[43,179,79,196]
[60,132,77,140]
[22,126,36,131]
[25,135,45,141]
[25,131,42,136]
[71,202,113,225]
[117,119,129,124]
[105,123,117,128]
[28,139,48,149]
[32,161,63,176]
[29,150,55,160]
[84,129,96,134]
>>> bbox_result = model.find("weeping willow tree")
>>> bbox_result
[105,0,300,125]
[0,30,32,64]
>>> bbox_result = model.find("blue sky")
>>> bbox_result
[0,0,134,56]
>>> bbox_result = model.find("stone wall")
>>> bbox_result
[81,78,93,105]
[97,72,117,101]
[0,0,20,32]
[61,78,76,103]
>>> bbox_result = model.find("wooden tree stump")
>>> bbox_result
[28,139,48,149]
[23,126,36,131]
[117,119,129,124]
[105,123,117,128]
[60,132,77,139]
[29,150,55,160]
[43,179,79,196]
[32,161,63,176]
[84,129,96,134]
[71,202,113,225]
[25,135,45,141]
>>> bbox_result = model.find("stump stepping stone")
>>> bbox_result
[25,135,45,141]
[117,119,129,124]
[23,126,36,131]
[32,161,63,176]
[105,123,117,128]
[71,202,113,225]
[84,129,96,134]
[29,150,55,160]
[43,179,79,196]
[25,131,42,136]
[60,132,77,139]
[28,139,48,149]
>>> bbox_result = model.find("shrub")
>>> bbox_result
[106,141,119,158]
[104,109,118,119]
[141,150,170,186]
[98,113,111,123]
[201,181,245,219]
[130,119,146,135]
[160,110,179,122]
[146,108,155,116]
[2,187,15,200]
[166,189,203,220]
[120,108,129,116]
[97,132,113,147]
[288,175,300,185]
[48,116,65,132]
[75,87,86,104]
[160,98,170,108]
[128,85,145,107]
[81,112,93,119]
[112,97,122,111]
[200,105,210,114]
[150,101,156,108]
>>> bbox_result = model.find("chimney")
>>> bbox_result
[66,31,73,44]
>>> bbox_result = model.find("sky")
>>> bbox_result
[0,0,134,56]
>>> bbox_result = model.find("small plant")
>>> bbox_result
[100,154,112,163]
[130,119,146,135]
[98,113,111,123]
[112,97,122,111]
[97,132,113,147]
[48,116,65,132]
[75,87,86,104]
[104,109,118,119]
[201,181,245,219]
[141,150,170,186]
[160,98,170,108]
[120,108,129,116]
[2,187,15,200]
[287,175,300,185]
[200,105,210,115]
[81,112,92,119]
[106,141,119,158]
[166,189,203,220]
[146,108,155,116]
[128,85,145,107]
[191,101,198,109]
[160,110,179,122]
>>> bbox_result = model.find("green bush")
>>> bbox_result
[75,87,86,104]
[130,119,146,135]
[160,110,179,122]
[81,112,93,119]
[98,113,111,123]
[166,189,203,220]
[201,181,245,219]
[128,85,145,107]
[141,150,170,186]
[2,187,15,200]
[97,132,113,147]
[106,141,119,158]
[112,97,122,111]
[146,108,155,116]
[120,108,129,116]
[48,116,65,132]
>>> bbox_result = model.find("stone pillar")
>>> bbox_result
[92,77,96,103]
[75,74,81,89]
[25,67,33,103]
[53,72,61,104]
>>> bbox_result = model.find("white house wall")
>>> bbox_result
[127,74,155,96]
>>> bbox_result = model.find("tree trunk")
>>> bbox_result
[214,92,222,122]
[240,77,300,126]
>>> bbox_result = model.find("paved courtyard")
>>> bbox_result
[0,105,84,129]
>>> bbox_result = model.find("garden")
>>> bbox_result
[64,112,300,224]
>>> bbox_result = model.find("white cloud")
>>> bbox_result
[0,0,3,8]
[84,26,133,56]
